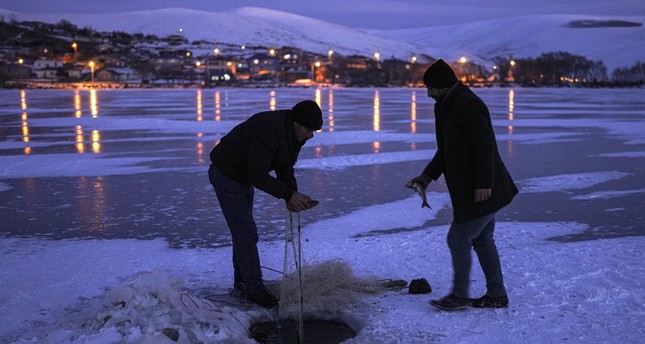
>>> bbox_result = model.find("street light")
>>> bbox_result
[89,61,95,83]
[508,60,516,83]
[72,42,78,60]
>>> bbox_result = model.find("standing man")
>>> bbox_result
[409,59,518,311]
[209,100,323,308]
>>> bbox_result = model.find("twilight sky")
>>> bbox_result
[0,0,643,29]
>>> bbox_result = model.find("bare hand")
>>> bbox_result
[474,188,492,202]
[287,191,314,212]
[408,174,431,189]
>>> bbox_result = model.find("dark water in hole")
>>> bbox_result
[250,319,356,344]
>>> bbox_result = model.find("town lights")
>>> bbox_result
[374,52,381,62]
[214,48,220,55]
[89,61,95,82]
[459,56,467,64]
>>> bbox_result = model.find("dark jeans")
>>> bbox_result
[209,164,264,291]
[447,212,507,298]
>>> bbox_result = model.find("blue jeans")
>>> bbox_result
[209,164,264,291]
[447,212,507,298]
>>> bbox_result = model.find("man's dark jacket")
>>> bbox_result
[423,83,518,223]
[210,110,303,201]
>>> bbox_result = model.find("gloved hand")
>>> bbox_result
[408,174,431,189]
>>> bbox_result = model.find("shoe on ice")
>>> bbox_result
[229,283,246,299]
[246,287,279,308]
[472,294,509,308]
[430,294,471,311]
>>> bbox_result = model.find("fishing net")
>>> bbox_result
[274,259,406,320]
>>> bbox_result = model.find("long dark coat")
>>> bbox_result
[209,110,303,201]
[423,83,518,223]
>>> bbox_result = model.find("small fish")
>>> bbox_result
[405,182,431,209]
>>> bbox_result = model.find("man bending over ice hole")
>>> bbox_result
[208,100,323,308]
[408,59,519,311]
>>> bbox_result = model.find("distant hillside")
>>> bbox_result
[371,15,645,71]
[1,8,643,70]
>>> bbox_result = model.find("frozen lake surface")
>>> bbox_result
[1,87,643,246]
[1,87,644,343]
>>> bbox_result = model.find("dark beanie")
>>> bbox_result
[291,100,323,130]
[423,59,458,88]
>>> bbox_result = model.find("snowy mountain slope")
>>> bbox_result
[1,7,642,70]
[371,15,645,70]
[0,7,424,59]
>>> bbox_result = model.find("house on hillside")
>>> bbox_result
[203,56,236,86]
[382,57,416,86]
[0,62,32,80]
[33,59,63,70]
[95,67,138,82]
[247,53,280,80]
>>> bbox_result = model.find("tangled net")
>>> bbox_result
[272,259,406,320]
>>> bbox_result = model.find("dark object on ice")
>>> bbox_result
[409,278,432,294]
[162,328,180,342]
[472,294,509,308]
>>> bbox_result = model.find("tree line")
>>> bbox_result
[493,52,643,87]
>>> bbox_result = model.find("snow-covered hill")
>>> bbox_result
[1,7,643,70]
[371,15,645,71]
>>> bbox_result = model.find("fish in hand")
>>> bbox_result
[405,182,431,209]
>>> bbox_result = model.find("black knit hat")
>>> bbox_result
[291,100,323,130]
[423,59,458,89]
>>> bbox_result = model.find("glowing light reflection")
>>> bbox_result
[507,89,515,159]
[89,89,98,117]
[410,90,417,134]
[76,125,85,153]
[214,91,221,121]
[508,89,515,135]
[373,89,380,132]
[196,89,203,121]
[269,90,276,111]
[373,141,381,153]
[196,141,204,163]
[20,90,27,110]
[327,89,335,132]
[20,90,30,154]
[74,90,82,118]
[91,130,101,154]
[508,89,515,120]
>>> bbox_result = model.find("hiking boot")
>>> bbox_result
[430,294,471,311]
[246,287,279,308]
[472,294,509,308]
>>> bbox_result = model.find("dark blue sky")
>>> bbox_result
[1,0,643,29]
